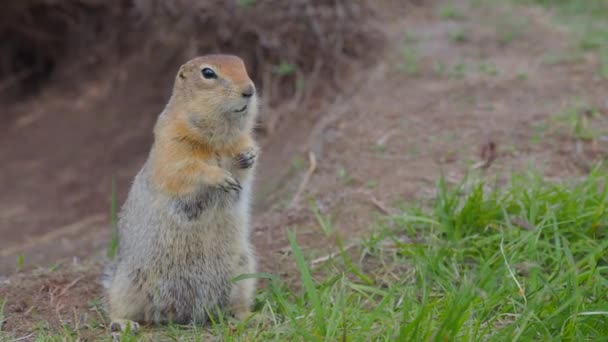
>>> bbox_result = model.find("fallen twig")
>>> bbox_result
[376,129,398,147]
[310,242,357,266]
[289,151,317,208]
[369,196,393,215]
[58,275,85,297]
[10,334,34,342]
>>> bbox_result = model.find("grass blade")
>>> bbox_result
[288,229,325,338]
[107,177,119,259]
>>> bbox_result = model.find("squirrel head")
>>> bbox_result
[165,55,258,145]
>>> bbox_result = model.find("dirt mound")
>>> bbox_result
[0,1,131,97]
[0,0,384,108]
[0,0,386,276]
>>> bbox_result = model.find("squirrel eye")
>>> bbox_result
[201,67,217,79]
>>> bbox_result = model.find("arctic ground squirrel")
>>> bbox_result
[103,54,259,332]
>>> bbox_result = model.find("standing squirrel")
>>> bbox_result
[103,54,259,332]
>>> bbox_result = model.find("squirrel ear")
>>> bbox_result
[178,66,186,80]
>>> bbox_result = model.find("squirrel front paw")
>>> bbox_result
[218,173,242,194]
[204,167,241,193]
[236,148,257,169]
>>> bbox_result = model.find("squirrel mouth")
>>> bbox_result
[234,105,248,113]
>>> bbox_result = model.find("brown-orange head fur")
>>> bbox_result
[156,54,258,148]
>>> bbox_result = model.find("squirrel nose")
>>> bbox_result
[241,84,255,98]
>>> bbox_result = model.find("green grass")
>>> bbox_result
[449,28,469,43]
[495,14,528,46]
[520,0,608,77]
[224,167,606,341]
[273,62,296,77]
[397,45,420,75]
[449,62,468,78]
[25,166,606,341]
[478,62,500,76]
[438,5,467,20]
[107,178,119,259]
[290,156,306,171]
[553,102,602,141]
[0,297,5,332]
[542,50,585,66]
[16,254,24,272]
[528,100,606,143]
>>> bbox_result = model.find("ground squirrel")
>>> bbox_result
[103,55,259,332]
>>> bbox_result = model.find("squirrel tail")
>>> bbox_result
[98,259,116,314]
[99,259,116,290]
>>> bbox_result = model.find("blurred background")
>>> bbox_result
[0,0,607,282]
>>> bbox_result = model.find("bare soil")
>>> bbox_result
[1,0,607,337]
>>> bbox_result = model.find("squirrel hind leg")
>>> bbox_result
[109,319,140,340]
[229,252,256,320]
